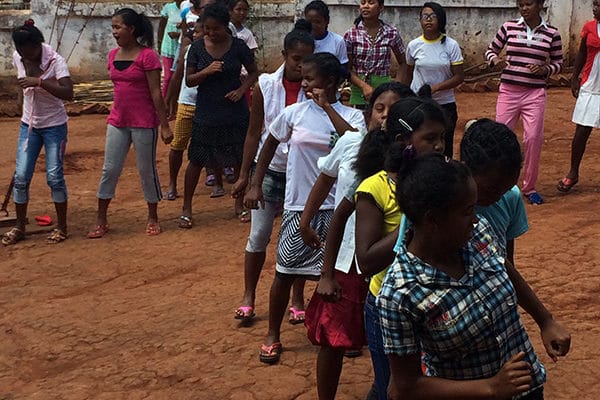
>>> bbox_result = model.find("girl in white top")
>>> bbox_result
[304,0,349,66]
[406,2,464,157]
[244,53,365,365]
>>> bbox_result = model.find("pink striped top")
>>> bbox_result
[486,18,563,88]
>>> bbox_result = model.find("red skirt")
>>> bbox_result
[305,270,369,350]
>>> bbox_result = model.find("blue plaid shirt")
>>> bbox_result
[377,216,545,397]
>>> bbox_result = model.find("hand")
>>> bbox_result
[430,83,440,94]
[166,97,178,121]
[316,275,342,303]
[160,124,174,144]
[491,56,510,69]
[527,64,548,76]
[203,61,224,76]
[18,77,40,89]
[489,352,532,399]
[540,319,571,362]
[299,223,323,249]
[361,84,374,101]
[231,176,248,199]
[571,79,581,98]
[244,185,264,210]
[306,87,329,109]
[225,88,244,102]
[167,31,180,39]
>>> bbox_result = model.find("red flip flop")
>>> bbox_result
[34,215,53,226]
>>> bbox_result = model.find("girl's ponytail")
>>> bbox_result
[113,8,155,48]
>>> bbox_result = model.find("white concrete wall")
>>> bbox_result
[0,0,592,80]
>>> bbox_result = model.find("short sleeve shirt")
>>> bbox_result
[160,2,182,58]
[108,47,161,128]
[406,35,463,104]
[187,38,254,125]
[355,170,401,295]
[268,101,366,211]
[236,26,258,50]
[315,31,349,64]
[377,216,545,397]
[344,20,405,77]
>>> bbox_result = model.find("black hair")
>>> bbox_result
[228,0,249,10]
[354,95,443,181]
[113,8,154,47]
[202,4,231,26]
[304,0,330,22]
[363,81,415,123]
[421,2,447,43]
[354,0,384,26]
[396,153,472,225]
[12,19,45,48]
[284,19,315,51]
[460,118,522,177]
[302,52,343,86]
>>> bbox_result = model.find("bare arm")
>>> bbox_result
[431,63,464,93]
[18,76,74,101]
[231,84,265,198]
[392,47,408,85]
[347,53,373,100]
[165,39,192,118]
[157,17,167,51]
[146,69,173,144]
[571,39,587,98]
[299,174,336,248]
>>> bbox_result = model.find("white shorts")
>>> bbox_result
[572,90,600,128]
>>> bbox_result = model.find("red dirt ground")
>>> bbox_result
[0,89,599,399]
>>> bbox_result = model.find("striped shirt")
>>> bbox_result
[485,18,563,88]
[377,216,545,397]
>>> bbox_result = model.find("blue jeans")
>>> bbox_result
[14,122,68,204]
[365,291,390,400]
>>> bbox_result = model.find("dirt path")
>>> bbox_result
[0,89,599,399]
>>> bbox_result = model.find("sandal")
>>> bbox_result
[234,306,255,324]
[259,342,282,364]
[210,187,225,198]
[164,190,178,201]
[2,227,25,246]
[288,306,305,325]
[178,215,193,229]
[87,224,109,239]
[557,177,578,193]
[224,167,236,184]
[205,174,216,187]
[238,210,251,223]
[146,222,162,236]
[47,228,68,244]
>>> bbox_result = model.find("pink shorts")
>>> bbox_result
[305,270,369,350]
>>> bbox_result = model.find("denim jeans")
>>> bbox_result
[365,291,389,400]
[13,122,67,204]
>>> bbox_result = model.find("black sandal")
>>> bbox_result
[2,227,25,246]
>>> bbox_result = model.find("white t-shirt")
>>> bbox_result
[179,47,198,106]
[315,31,349,65]
[406,35,463,105]
[317,130,364,273]
[236,25,258,50]
[269,101,366,211]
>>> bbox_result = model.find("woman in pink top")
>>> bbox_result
[88,8,173,238]
[2,20,74,246]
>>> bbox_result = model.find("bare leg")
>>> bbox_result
[148,202,158,224]
[95,198,111,226]
[54,201,67,233]
[291,279,306,311]
[317,346,345,400]
[168,149,184,195]
[15,203,27,232]
[182,162,203,217]
[264,273,295,346]
[241,251,266,307]
[566,124,593,180]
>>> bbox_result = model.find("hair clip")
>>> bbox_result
[24,19,35,26]
[397,117,413,133]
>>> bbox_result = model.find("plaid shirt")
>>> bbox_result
[344,20,404,77]
[377,216,545,397]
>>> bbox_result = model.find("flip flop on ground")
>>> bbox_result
[2,227,25,246]
[47,228,67,244]
[234,306,255,324]
[557,177,578,193]
[146,222,162,236]
[238,210,251,223]
[210,187,225,198]
[259,342,282,364]
[178,215,193,229]
[87,224,109,239]
[288,306,305,325]
[164,190,178,201]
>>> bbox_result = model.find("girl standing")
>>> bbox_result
[304,0,349,66]
[88,8,173,238]
[158,0,184,97]
[244,53,366,364]
[3,20,73,245]
[230,21,315,324]
[406,2,464,158]
[344,0,407,108]
[179,4,258,228]
[378,154,570,400]
[557,1,600,193]
[485,0,563,205]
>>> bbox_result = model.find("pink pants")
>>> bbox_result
[161,56,174,98]
[496,83,546,195]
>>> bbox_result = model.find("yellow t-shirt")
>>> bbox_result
[355,170,402,296]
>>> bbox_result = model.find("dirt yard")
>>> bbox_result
[0,89,599,400]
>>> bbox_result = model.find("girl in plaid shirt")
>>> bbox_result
[344,0,407,108]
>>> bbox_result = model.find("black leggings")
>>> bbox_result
[441,102,458,159]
